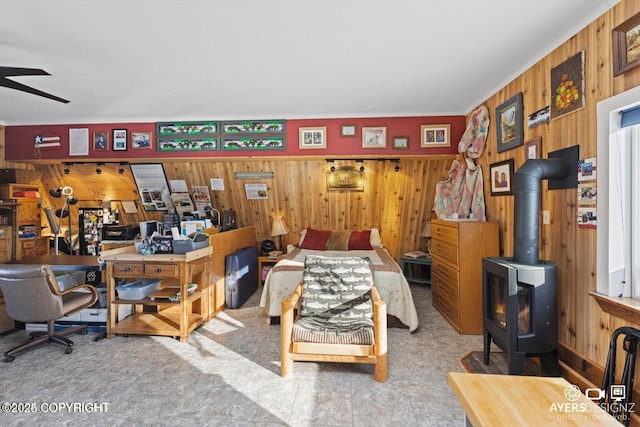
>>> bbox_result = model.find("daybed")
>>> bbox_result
[259,228,419,332]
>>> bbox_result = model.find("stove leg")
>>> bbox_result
[508,351,526,375]
[539,351,559,376]
[483,330,491,364]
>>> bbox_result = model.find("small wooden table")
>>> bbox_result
[258,256,282,287]
[400,255,431,285]
[448,372,620,426]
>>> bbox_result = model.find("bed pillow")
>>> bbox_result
[370,227,383,248]
[300,228,332,250]
[325,230,352,251]
[348,230,373,250]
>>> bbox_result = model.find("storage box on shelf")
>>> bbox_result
[101,245,212,341]
[430,219,499,335]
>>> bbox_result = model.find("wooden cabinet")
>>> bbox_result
[0,184,46,260]
[0,202,17,262]
[102,245,212,341]
[431,219,499,335]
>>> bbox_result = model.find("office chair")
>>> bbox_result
[0,264,98,362]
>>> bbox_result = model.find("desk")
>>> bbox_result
[400,255,431,285]
[448,372,620,426]
[19,254,105,272]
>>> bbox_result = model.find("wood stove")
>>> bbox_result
[482,257,558,375]
[482,157,570,376]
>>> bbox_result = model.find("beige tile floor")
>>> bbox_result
[0,284,483,426]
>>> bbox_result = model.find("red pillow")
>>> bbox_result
[348,230,373,250]
[300,228,332,250]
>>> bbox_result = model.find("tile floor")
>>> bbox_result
[0,284,483,426]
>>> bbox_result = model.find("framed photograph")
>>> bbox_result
[393,136,409,149]
[299,126,327,149]
[613,12,640,76]
[327,166,364,191]
[550,51,585,120]
[340,124,357,137]
[93,132,109,151]
[362,126,387,148]
[112,129,128,151]
[490,159,514,196]
[496,93,524,152]
[132,132,152,149]
[524,137,541,159]
[420,124,450,147]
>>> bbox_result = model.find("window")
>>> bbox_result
[596,85,640,298]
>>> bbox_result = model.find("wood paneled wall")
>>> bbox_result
[29,157,453,261]
[473,0,640,375]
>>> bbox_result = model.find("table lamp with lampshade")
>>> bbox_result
[420,220,432,257]
[270,217,289,253]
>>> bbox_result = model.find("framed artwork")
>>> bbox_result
[340,124,357,137]
[496,93,524,153]
[112,129,128,151]
[93,132,108,151]
[393,136,409,149]
[420,124,450,147]
[299,127,327,149]
[132,132,152,149]
[613,12,640,76]
[550,51,585,120]
[362,126,387,148]
[490,159,514,196]
[327,166,364,191]
[524,137,541,159]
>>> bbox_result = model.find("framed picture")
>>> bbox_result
[490,159,514,196]
[327,166,364,191]
[340,124,357,137]
[550,51,585,120]
[496,93,524,152]
[613,12,640,76]
[113,129,128,151]
[362,126,387,148]
[132,132,152,149]
[420,124,450,147]
[393,136,409,149]
[524,137,541,159]
[93,132,109,151]
[299,126,327,149]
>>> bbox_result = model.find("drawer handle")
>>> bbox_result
[124,267,131,272]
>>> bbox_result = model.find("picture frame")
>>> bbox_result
[132,131,152,149]
[550,51,585,120]
[612,12,640,76]
[112,129,128,151]
[93,131,109,151]
[490,159,514,196]
[393,136,409,149]
[362,126,387,148]
[420,124,450,148]
[496,93,524,153]
[299,126,327,149]
[340,124,357,137]
[326,166,364,191]
[524,137,541,159]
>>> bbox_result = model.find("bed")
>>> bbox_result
[259,228,419,332]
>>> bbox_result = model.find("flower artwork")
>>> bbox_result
[550,51,585,120]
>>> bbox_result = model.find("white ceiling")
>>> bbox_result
[0,0,618,126]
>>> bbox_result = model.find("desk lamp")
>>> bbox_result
[46,186,78,255]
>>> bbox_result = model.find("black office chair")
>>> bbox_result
[600,326,640,426]
[0,264,98,362]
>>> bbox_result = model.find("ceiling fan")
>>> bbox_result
[0,66,69,103]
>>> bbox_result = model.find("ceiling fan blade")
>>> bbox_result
[0,66,50,77]
[0,76,70,103]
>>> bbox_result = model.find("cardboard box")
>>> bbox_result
[172,233,209,254]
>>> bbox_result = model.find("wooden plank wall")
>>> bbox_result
[27,157,453,262]
[473,0,640,377]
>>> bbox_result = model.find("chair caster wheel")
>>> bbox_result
[81,329,89,335]
[4,355,15,362]
[65,348,73,355]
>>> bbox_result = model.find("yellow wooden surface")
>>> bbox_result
[448,373,620,426]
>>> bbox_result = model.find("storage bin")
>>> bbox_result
[116,279,162,300]
[172,233,209,254]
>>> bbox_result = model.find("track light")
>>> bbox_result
[96,162,104,175]
[118,166,125,174]
[330,161,336,172]
[357,160,365,172]
[391,159,400,172]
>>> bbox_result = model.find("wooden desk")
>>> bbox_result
[19,254,105,272]
[448,373,620,426]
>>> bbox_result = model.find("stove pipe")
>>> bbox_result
[513,158,570,265]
